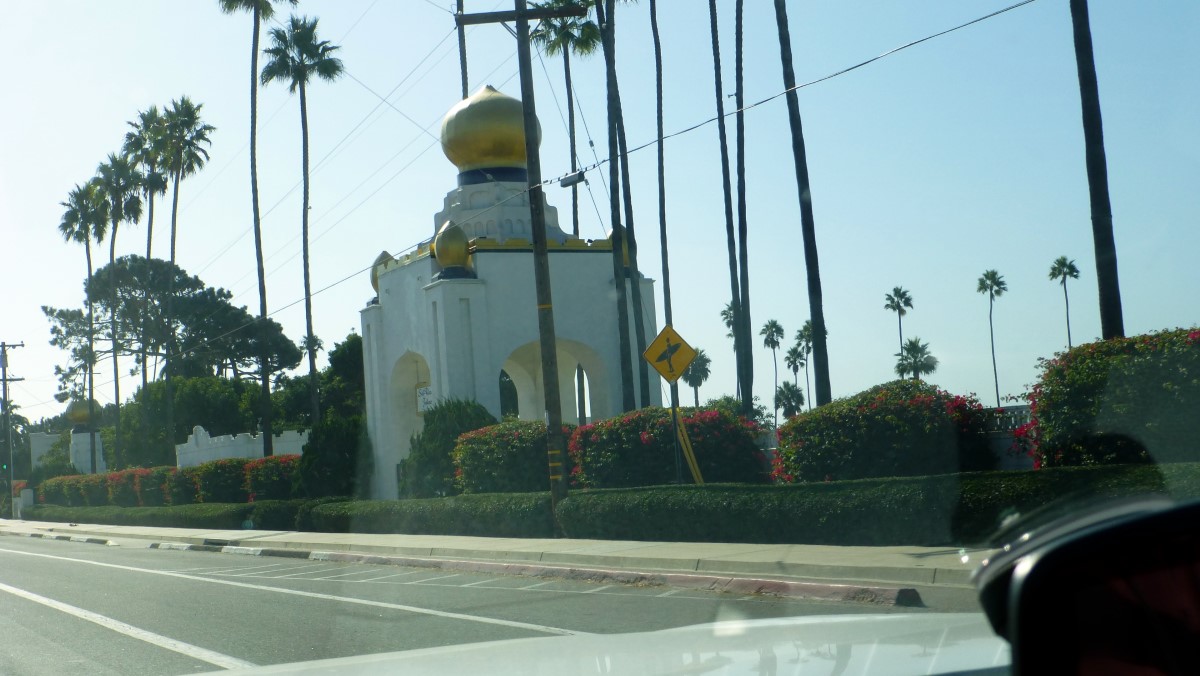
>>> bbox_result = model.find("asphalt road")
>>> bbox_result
[0,537,923,674]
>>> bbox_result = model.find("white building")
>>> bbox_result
[361,86,659,499]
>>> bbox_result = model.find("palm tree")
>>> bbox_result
[220,0,296,457]
[262,15,345,431]
[883,286,914,356]
[1049,256,1081,349]
[531,0,598,239]
[123,106,169,395]
[95,154,144,469]
[594,0,634,411]
[784,343,804,386]
[162,96,215,446]
[59,180,108,473]
[760,319,784,428]
[681,349,711,408]
[776,381,804,419]
[1069,0,1123,340]
[706,0,746,416]
[773,0,831,407]
[122,107,168,261]
[895,337,938,381]
[733,0,754,420]
[977,269,1008,407]
[796,321,814,411]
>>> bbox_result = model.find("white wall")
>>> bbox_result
[175,426,309,468]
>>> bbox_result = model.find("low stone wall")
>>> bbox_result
[175,426,309,468]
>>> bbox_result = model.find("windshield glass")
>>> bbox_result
[1,1,1196,674]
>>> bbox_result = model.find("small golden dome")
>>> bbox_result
[433,221,469,269]
[65,399,100,426]
[441,86,539,172]
[370,250,392,292]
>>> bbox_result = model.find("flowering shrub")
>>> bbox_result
[1029,327,1200,467]
[453,421,576,494]
[136,467,175,507]
[167,467,200,505]
[38,475,78,506]
[193,458,251,503]
[774,380,994,483]
[78,474,109,506]
[401,399,496,498]
[12,480,26,498]
[568,407,765,489]
[106,470,142,507]
[245,454,301,501]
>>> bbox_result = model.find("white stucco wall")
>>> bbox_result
[28,430,108,474]
[175,426,309,468]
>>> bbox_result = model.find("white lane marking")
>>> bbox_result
[356,570,424,582]
[656,589,680,598]
[520,581,551,590]
[459,578,497,587]
[308,569,390,580]
[0,547,582,636]
[0,580,255,670]
[582,584,613,594]
[224,563,320,577]
[410,573,461,585]
[270,566,353,579]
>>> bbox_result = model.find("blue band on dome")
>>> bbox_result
[458,168,528,185]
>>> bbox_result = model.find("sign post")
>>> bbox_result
[643,326,701,484]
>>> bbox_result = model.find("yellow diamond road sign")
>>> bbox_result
[644,325,697,383]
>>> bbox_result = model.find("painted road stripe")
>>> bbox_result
[225,563,321,577]
[0,580,255,670]
[581,584,613,594]
[410,573,461,584]
[308,569,390,580]
[460,578,497,587]
[356,570,424,582]
[0,547,583,636]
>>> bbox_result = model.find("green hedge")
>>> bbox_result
[309,493,555,537]
[22,499,317,531]
[245,455,301,501]
[775,380,995,483]
[453,421,575,494]
[557,463,1200,545]
[1031,327,1200,467]
[568,407,765,488]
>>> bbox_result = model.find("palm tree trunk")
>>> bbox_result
[771,346,778,429]
[693,384,699,409]
[773,0,831,407]
[249,6,274,457]
[109,225,121,469]
[1063,280,1073,349]
[707,0,742,400]
[165,172,182,455]
[734,0,754,418]
[596,0,635,412]
[141,188,154,394]
[85,240,97,473]
[650,0,672,330]
[989,296,1000,407]
[804,361,811,411]
[564,50,578,238]
[614,115,651,407]
[299,82,321,436]
[1069,0,1124,340]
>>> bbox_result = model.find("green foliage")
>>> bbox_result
[309,493,554,537]
[400,399,496,498]
[167,467,199,505]
[453,420,576,494]
[192,458,251,503]
[295,412,372,498]
[556,463,1200,546]
[28,431,78,490]
[79,475,109,506]
[568,407,765,489]
[703,395,770,430]
[295,496,351,531]
[24,503,256,530]
[106,470,141,507]
[775,380,995,482]
[1030,328,1200,467]
[246,454,301,501]
[136,467,174,507]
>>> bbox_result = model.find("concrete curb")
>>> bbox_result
[145,541,922,606]
[0,530,114,547]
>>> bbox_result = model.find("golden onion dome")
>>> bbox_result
[433,221,469,269]
[440,86,539,172]
[65,399,101,426]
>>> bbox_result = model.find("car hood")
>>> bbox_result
[217,612,1009,675]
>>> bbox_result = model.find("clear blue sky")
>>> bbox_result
[2,1,1197,423]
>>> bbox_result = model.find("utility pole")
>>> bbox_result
[456,1,586,513]
[1,341,25,506]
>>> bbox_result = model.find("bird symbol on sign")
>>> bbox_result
[655,337,682,373]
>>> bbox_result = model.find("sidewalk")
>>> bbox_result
[0,518,992,607]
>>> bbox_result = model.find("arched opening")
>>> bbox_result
[499,369,518,418]
[500,339,609,425]
[389,351,432,464]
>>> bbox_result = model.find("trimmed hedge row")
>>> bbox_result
[23,463,1200,546]
[36,455,303,508]
[308,492,554,538]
